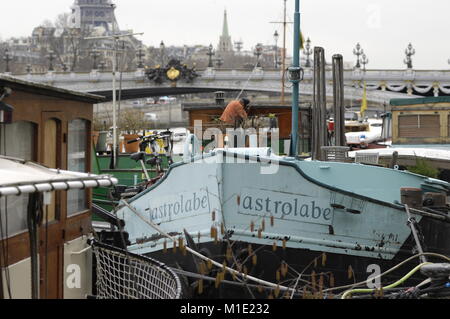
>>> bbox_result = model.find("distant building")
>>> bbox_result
[0,0,144,73]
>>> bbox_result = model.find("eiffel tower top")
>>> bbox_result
[70,0,119,32]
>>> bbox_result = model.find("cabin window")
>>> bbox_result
[398,114,440,138]
[448,114,450,137]
[0,121,36,160]
[67,119,88,216]
[0,121,36,237]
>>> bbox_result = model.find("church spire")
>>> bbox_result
[218,9,233,53]
[222,10,230,38]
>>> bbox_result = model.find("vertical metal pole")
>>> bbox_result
[281,0,287,104]
[27,193,40,299]
[290,0,301,156]
[140,160,151,182]
[312,47,326,160]
[112,32,117,169]
[332,55,346,146]
[404,204,427,264]
[312,50,319,160]
[167,102,171,128]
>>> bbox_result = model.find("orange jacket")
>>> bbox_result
[219,100,248,124]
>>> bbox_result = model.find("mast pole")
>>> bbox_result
[112,26,117,169]
[290,0,301,156]
[281,0,287,104]
[83,26,143,170]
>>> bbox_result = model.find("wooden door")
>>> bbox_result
[40,117,63,299]
[43,119,57,220]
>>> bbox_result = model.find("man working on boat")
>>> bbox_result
[220,98,250,129]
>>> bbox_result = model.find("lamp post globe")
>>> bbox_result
[274,31,279,69]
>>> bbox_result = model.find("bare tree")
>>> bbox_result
[119,109,151,134]
[40,19,54,28]
[55,13,71,29]
[65,28,87,71]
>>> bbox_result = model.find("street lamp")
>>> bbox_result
[207,44,215,68]
[273,30,279,69]
[46,50,55,72]
[160,41,166,66]
[99,60,106,72]
[353,43,364,69]
[254,43,263,67]
[84,30,144,170]
[404,43,415,69]
[361,53,369,71]
[136,46,145,69]
[90,46,101,70]
[3,48,12,73]
[303,37,312,68]
[0,87,13,125]
[215,56,224,69]
[234,40,243,54]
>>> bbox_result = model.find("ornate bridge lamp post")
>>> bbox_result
[361,53,369,72]
[353,43,364,69]
[207,44,215,68]
[254,43,263,67]
[136,47,145,69]
[46,50,55,72]
[273,30,280,69]
[215,56,224,69]
[303,37,313,68]
[160,41,166,66]
[90,46,101,70]
[99,61,106,72]
[234,40,243,54]
[3,48,13,73]
[404,43,415,69]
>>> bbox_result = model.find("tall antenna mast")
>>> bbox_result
[271,0,292,104]
[290,0,301,156]
[85,27,144,169]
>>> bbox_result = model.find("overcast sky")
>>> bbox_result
[1,0,449,69]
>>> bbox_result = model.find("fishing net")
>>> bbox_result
[90,240,182,299]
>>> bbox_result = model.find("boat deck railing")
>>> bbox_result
[321,146,352,163]
[355,152,380,165]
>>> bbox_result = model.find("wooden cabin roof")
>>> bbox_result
[0,74,105,104]
[182,101,311,111]
[390,96,450,107]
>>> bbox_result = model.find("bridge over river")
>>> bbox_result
[13,67,450,105]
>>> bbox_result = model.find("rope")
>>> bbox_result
[171,267,303,297]
[27,193,42,299]
[112,203,136,298]
[322,252,450,294]
[341,262,431,299]
[120,199,297,294]
[235,60,261,101]
[404,204,427,263]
